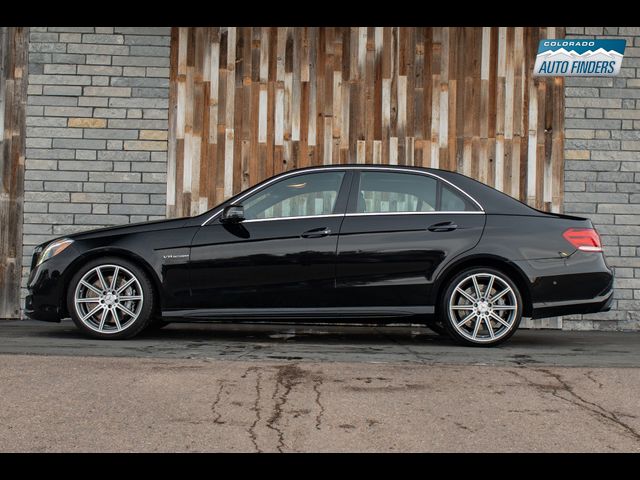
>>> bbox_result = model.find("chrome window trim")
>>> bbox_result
[345,211,485,217]
[243,214,344,223]
[201,166,485,226]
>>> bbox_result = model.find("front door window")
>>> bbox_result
[242,172,345,220]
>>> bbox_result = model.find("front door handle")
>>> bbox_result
[301,227,332,238]
[427,221,458,232]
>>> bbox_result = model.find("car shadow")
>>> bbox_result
[131,322,583,349]
[13,319,610,352]
[10,320,639,367]
[26,319,463,346]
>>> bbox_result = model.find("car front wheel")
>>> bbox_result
[66,257,155,340]
[441,267,522,347]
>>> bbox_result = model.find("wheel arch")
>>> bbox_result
[432,254,533,317]
[61,247,162,318]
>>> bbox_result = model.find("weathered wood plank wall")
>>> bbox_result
[0,27,28,319]
[167,27,565,218]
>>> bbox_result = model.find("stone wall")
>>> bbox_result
[563,26,640,330]
[22,26,171,302]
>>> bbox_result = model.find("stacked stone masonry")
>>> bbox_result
[563,27,640,330]
[22,27,170,302]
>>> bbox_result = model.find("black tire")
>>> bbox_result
[66,257,155,340]
[440,267,522,347]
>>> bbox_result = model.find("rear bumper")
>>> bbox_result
[531,287,613,319]
[514,251,614,320]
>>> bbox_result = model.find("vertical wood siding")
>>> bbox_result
[0,27,28,319]
[167,27,565,218]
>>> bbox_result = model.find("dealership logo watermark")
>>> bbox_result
[533,39,626,76]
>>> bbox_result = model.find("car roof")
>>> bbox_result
[283,163,441,174]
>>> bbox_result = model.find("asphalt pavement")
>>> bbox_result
[2,319,640,367]
[1,320,639,452]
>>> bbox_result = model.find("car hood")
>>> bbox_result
[64,217,192,241]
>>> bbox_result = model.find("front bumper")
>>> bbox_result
[24,293,62,322]
[24,250,73,322]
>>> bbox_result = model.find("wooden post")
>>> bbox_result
[0,27,28,319]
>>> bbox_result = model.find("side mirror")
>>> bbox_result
[220,204,245,223]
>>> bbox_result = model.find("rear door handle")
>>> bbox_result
[301,227,332,238]
[427,221,458,232]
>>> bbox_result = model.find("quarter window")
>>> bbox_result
[356,171,477,213]
[441,184,470,211]
[242,172,345,220]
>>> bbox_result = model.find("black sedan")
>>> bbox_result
[25,165,613,346]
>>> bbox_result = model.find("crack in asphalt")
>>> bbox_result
[248,368,263,453]
[510,368,640,444]
[266,364,306,453]
[454,421,474,432]
[211,380,227,425]
[375,328,431,364]
[312,375,325,430]
[585,370,604,389]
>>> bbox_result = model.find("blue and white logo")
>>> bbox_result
[533,39,626,76]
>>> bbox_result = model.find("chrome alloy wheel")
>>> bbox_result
[73,264,144,334]
[448,273,518,343]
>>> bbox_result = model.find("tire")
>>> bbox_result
[440,267,522,347]
[66,257,155,340]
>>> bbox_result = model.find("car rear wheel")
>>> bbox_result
[441,267,522,347]
[67,257,155,340]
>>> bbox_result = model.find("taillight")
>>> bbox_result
[562,228,602,253]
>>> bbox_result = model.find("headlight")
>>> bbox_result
[36,239,74,266]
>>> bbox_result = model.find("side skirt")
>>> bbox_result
[162,306,434,321]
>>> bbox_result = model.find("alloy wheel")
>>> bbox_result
[73,264,144,334]
[448,272,518,344]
